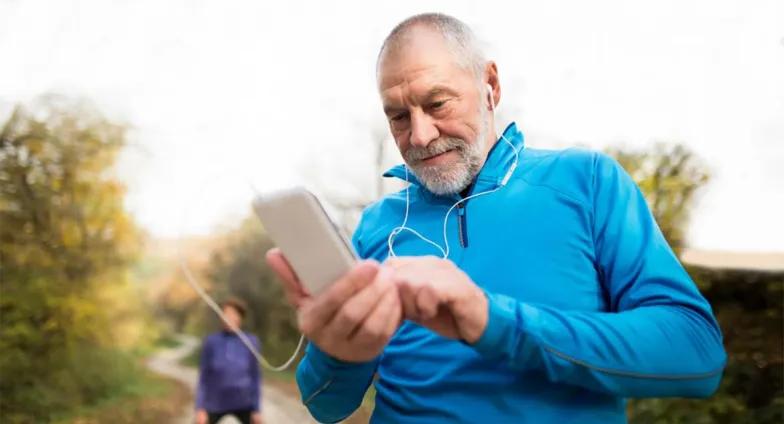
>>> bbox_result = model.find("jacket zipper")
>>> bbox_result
[457,203,468,248]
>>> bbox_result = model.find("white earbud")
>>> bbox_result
[486,82,515,185]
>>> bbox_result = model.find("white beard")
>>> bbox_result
[404,108,489,195]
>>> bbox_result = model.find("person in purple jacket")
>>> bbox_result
[195,297,262,424]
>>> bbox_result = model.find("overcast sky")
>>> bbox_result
[1,0,782,252]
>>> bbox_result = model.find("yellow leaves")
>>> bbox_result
[607,143,710,253]
[0,95,158,420]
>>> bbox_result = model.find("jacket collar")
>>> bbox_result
[382,122,524,199]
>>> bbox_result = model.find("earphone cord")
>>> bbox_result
[387,133,521,259]
[179,131,518,369]
[177,179,305,372]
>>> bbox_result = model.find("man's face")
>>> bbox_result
[378,27,493,195]
[222,305,242,331]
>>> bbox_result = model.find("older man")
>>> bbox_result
[266,13,726,423]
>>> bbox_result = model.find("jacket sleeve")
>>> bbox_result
[294,221,379,423]
[296,343,379,423]
[250,335,261,412]
[195,336,211,410]
[471,153,726,398]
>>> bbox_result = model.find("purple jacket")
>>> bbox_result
[196,331,261,412]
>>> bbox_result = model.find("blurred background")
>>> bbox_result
[1,0,782,423]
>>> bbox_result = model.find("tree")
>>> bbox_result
[607,143,709,255]
[195,216,300,365]
[0,96,142,420]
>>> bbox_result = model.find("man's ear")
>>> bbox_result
[484,61,500,109]
[486,84,495,111]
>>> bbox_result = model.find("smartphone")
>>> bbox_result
[252,187,357,295]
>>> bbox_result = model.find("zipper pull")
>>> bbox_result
[457,203,468,248]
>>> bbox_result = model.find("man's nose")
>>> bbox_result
[409,110,439,148]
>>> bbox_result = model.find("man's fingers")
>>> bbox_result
[416,284,440,319]
[384,257,404,269]
[383,286,404,336]
[384,255,440,267]
[392,266,443,320]
[397,280,420,320]
[299,260,380,334]
[266,248,300,284]
[389,264,436,320]
[326,266,394,339]
[266,248,308,307]
[350,284,400,344]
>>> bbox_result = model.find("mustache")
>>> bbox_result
[404,137,466,163]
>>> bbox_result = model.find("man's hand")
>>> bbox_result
[386,256,488,343]
[266,248,402,362]
[195,409,208,424]
[251,411,263,424]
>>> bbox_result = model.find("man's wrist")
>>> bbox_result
[458,285,489,344]
[469,291,528,361]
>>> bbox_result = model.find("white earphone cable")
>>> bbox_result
[387,84,521,259]
[177,176,304,372]
[180,86,515,369]
[386,134,520,259]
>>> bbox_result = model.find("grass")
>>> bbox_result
[54,367,191,424]
[154,333,183,349]
[46,336,193,424]
[182,342,201,367]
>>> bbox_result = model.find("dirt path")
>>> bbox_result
[146,334,316,424]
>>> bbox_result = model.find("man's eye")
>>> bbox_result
[430,101,446,109]
[391,113,408,122]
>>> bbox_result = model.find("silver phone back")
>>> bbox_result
[253,187,357,295]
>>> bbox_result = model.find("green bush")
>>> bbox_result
[0,98,146,421]
[628,268,784,423]
[1,346,149,423]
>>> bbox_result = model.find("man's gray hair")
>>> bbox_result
[377,13,487,81]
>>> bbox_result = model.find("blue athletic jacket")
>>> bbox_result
[296,122,726,423]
